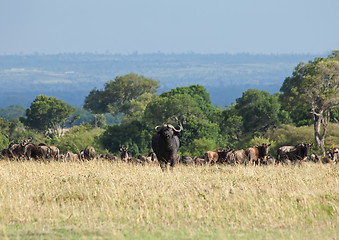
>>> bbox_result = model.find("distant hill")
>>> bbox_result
[0,52,326,108]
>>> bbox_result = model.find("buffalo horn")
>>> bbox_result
[168,123,183,133]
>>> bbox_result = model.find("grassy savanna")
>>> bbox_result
[0,160,338,239]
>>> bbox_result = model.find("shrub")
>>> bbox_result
[52,123,105,154]
[0,132,9,150]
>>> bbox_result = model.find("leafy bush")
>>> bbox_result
[52,123,105,154]
[181,137,217,157]
[101,120,152,156]
[265,124,315,155]
[266,125,314,146]
[323,123,339,148]
[0,132,9,150]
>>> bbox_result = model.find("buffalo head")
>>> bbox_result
[155,124,183,139]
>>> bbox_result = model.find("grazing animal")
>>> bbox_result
[152,123,183,170]
[100,154,119,161]
[83,146,96,160]
[204,151,219,165]
[204,148,231,165]
[24,143,50,160]
[309,154,320,163]
[120,147,129,161]
[49,146,60,160]
[329,147,339,163]
[322,156,334,164]
[245,143,271,165]
[228,149,247,165]
[193,156,205,165]
[65,151,81,161]
[0,148,12,159]
[217,148,232,164]
[137,155,150,163]
[181,156,195,165]
[148,152,157,163]
[38,143,60,161]
[276,143,313,164]
[128,157,144,165]
[8,140,29,159]
[137,153,158,164]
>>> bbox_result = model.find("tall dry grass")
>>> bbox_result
[0,160,338,239]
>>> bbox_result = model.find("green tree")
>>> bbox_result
[279,62,313,126]
[235,89,281,133]
[144,94,204,126]
[301,58,339,151]
[84,73,159,120]
[220,104,244,142]
[23,95,76,135]
[123,92,155,122]
[0,132,9,150]
[101,120,152,156]
[280,56,339,152]
[179,115,221,156]
[160,85,218,121]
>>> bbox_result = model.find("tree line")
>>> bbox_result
[0,51,338,157]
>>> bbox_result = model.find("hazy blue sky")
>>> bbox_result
[0,0,338,54]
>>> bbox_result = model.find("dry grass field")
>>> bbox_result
[0,160,338,239]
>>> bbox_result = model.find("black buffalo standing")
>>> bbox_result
[152,123,183,171]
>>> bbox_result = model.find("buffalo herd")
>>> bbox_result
[0,124,338,169]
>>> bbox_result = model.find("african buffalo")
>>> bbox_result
[152,123,183,170]
[276,143,313,164]
[246,143,271,165]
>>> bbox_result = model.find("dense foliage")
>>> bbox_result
[279,53,339,151]
[22,95,76,132]
[84,73,159,117]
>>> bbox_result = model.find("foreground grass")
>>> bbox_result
[0,160,337,239]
